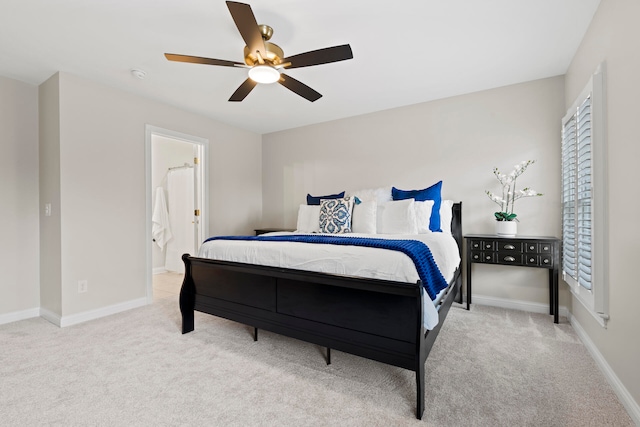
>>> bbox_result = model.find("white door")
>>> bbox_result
[165,166,195,273]
[147,126,208,280]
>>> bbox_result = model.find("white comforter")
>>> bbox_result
[198,232,461,330]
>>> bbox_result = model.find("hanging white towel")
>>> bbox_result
[152,187,172,249]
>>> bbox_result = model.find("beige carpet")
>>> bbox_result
[0,295,633,426]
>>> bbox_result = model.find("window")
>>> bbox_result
[561,63,608,327]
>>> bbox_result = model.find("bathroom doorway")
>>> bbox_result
[145,125,208,303]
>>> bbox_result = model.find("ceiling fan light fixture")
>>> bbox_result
[248,65,280,84]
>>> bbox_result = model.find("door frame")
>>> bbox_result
[145,125,209,304]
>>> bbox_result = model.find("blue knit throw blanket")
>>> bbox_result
[204,234,448,300]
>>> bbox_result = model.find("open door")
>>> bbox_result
[145,125,209,303]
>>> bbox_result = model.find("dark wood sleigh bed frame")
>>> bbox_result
[179,202,464,419]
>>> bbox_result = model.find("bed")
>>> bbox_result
[179,201,463,419]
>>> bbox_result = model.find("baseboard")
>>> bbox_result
[570,314,640,425]
[40,297,148,328]
[472,294,570,319]
[153,267,168,275]
[40,307,62,327]
[57,297,149,328]
[0,307,41,326]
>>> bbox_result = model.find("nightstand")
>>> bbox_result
[465,234,561,323]
[254,227,296,236]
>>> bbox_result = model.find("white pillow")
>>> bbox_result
[352,200,377,234]
[414,200,435,234]
[440,200,454,234]
[295,204,321,233]
[377,199,418,234]
[347,186,392,204]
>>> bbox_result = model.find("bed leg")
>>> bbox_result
[180,254,195,334]
[180,295,194,334]
[326,347,331,365]
[254,327,258,342]
[416,363,425,419]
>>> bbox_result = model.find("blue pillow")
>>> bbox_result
[392,181,443,232]
[306,191,345,206]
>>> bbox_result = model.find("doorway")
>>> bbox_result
[145,125,208,303]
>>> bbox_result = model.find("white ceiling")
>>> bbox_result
[0,0,600,134]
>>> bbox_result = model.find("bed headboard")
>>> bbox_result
[451,202,462,257]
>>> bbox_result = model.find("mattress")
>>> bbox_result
[198,232,461,330]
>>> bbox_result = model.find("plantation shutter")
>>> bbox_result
[561,114,577,281]
[576,97,592,290]
[562,95,592,291]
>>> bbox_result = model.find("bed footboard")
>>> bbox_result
[179,254,461,419]
[179,202,462,419]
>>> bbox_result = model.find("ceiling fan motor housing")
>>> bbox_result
[243,24,284,66]
[243,42,284,66]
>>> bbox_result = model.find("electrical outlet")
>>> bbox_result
[78,280,88,293]
[45,203,51,216]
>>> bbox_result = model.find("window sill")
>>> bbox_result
[570,283,608,328]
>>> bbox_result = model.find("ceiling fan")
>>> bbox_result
[165,1,353,102]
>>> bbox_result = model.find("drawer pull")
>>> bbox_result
[504,244,515,250]
[504,256,516,262]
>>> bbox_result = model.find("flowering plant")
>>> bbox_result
[486,160,542,221]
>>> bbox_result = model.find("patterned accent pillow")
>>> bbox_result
[319,197,355,234]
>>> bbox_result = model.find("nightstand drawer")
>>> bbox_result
[525,242,553,254]
[481,241,496,251]
[470,239,497,251]
[496,252,524,265]
[525,254,554,267]
[470,251,495,263]
[496,241,523,252]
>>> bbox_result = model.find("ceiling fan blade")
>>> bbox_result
[229,78,258,102]
[278,74,322,102]
[226,1,266,58]
[165,53,245,67]
[283,44,353,69]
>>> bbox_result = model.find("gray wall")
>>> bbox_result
[564,0,640,412]
[263,75,566,309]
[0,75,40,320]
[39,74,62,317]
[37,72,262,320]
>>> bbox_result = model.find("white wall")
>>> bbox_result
[39,74,62,318]
[263,75,566,309]
[564,0,640,415]
[38,71,262,319]
[0,76,40,322]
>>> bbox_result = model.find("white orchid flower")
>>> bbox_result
[487,160,541,217]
